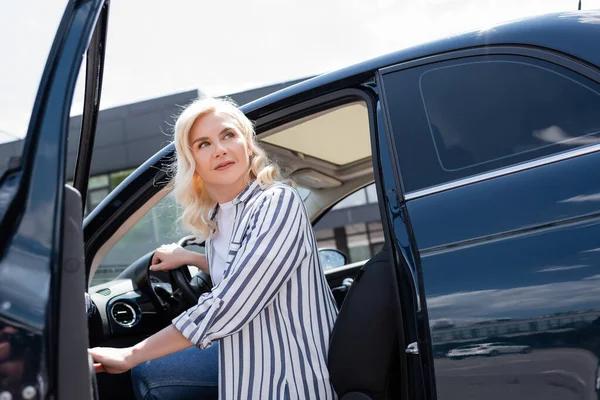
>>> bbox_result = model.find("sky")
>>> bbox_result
[1,0,600,144]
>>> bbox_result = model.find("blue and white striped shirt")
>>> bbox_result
[172,181,339,399]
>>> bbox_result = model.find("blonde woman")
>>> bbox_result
[89,97,339,400]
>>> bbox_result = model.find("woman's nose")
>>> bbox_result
[213,141,227,156]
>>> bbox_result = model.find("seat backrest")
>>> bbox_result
[328,245,402,400]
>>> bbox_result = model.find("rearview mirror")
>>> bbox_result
[319,248,347,270]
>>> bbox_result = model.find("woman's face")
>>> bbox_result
[188,111,251,200]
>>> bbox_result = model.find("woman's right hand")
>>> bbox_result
[88,346,135,374]
[150,243,208,274]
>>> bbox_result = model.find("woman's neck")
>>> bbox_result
[208,177,252,204]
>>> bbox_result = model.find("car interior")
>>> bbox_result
[85,96,406,399]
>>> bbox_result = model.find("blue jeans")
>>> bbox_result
[131,343,219,400]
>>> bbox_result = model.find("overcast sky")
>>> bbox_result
[1,0,599,144]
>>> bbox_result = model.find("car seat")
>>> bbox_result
[328,244,402,399]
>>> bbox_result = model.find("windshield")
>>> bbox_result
[0,2,67,178]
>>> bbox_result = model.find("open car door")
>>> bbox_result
[0,0,108,398]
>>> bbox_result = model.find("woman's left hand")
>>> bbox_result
[150,243,208,274]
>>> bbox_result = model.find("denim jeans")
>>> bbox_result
[131,343,219,400]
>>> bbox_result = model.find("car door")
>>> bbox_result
[0,0,108,398]
[379,46,600,399]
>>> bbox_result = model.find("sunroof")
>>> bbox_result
[259,102,371,166]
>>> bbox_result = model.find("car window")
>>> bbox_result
[91,192,192,286]
[0,4,65,178]
[381,54,600,193]
[91,182,375,284]
[313,183,383,267]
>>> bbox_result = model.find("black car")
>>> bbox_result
[2,1,600,399]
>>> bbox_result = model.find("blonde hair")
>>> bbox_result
[169,97,284,239]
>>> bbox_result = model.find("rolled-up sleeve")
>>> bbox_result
[172,185,309,349]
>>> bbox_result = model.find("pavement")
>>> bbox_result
[434,348,599,400]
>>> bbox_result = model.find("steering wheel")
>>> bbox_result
[168,235,212,307]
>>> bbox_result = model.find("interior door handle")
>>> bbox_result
[332,278,354,292]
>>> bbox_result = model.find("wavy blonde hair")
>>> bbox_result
[169,97,284,239]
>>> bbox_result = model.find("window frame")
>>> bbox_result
[312,183,384,267]
[378,45,600,200]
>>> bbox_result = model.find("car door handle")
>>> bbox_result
[406,342,419,355]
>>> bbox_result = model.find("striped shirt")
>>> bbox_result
[172,181,339,399]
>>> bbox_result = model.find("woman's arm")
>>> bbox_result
[172,185,311,349]
[89,325,193,374]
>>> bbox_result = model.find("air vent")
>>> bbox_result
[96,288,111,296]
[110,301,139,328]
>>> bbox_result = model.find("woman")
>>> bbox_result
[88,97,339,400]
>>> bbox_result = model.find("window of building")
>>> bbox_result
[382,54,600,193]
[85,168,135,214]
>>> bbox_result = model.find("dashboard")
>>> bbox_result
[86,251,184,344]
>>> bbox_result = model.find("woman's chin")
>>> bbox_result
[208,170,247,187]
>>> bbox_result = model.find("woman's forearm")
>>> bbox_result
[128,325,193,367]
[186,250,209,274]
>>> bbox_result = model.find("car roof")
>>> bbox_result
[242,11,600,117]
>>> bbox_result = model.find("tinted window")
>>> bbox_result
[381,55,600,193]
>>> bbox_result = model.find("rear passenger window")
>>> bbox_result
[381,55,600,193]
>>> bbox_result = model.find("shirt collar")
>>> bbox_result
[232,180,260,205]
[209,180,261,220]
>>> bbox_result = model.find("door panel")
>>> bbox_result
[410,154,600,400]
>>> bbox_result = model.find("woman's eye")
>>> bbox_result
[199,142,209,149]
[224,131,235,139]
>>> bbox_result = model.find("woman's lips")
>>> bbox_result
[215,161,234,171]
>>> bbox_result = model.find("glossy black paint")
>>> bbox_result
[408,151,600,400]
[0,0,105,398]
